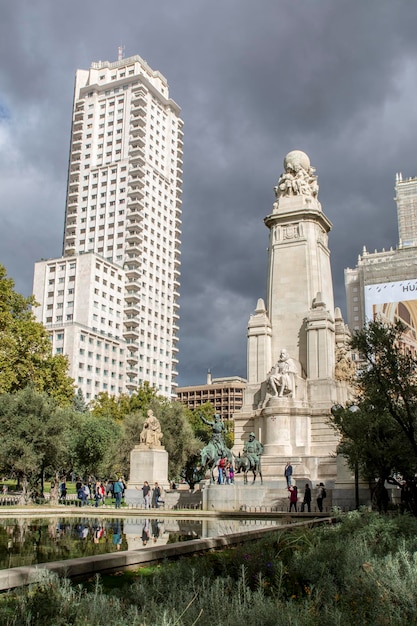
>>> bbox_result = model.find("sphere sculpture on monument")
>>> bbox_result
[275,149,319,201]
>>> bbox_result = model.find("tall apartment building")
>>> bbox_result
[345,172,417,348]
[176,372,247,420]
[33,53,183,401]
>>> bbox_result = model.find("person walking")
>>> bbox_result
[94,481,101,507]
[142,480,151,509]
[81,483,90,506]
[151,482,161,508]
[316,482,326,512]
[113,477,124,509]
[59,480,67,503]
[301,483,312,512]
[284,461,293,487]
[76,477,83,507]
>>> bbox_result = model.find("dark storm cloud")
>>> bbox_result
[1,0,417,386]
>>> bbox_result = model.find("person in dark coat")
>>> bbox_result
[301,483,311,512]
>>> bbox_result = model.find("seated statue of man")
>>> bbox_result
[243,432,264,468]
[267,349,298,398]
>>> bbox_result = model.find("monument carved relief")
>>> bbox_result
[334,347,356,382]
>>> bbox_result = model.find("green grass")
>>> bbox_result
[1,510,417,625]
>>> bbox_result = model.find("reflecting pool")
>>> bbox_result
[0,516,282,569]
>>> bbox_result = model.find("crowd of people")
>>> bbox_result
[285,461,327,512]
[58,477,128,508]
[216,459,235,485]
[56,456,329,513]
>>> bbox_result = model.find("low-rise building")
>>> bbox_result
[176,372,247,420]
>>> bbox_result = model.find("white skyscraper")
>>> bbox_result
[33,53,183,401]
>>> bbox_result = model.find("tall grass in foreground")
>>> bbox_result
[1,510,417,625]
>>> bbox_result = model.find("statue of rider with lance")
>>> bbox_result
[198,412,231,461]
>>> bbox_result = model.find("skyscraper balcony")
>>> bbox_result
[125,254,141,266]
[131,92,146,107]
[129,144,145,157]
[126,353,138,365]
[126,232,142,246]
[130,125,145,139]
[130,111,146,125]
[125,290,140,304]
[126,219,143,232]
[129,162,145,177]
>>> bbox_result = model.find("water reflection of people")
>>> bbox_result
[112,521,122,550]
[77,523,89,539]
[141,519,150,546]
[151,519,161,543]
[93,520,105,544]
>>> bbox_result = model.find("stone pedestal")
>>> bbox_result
[125,445,169,506]
[258,399,311,458]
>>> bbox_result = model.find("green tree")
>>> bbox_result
[331,403,414,484]
[0,387,75,502]
[187,402,213,442]
[330,319,417,505]
[156,400,202,479]
[72,388,88,413]
[90,391,131,422]
[352,319,417,461]
[0,264,74,404]
[70,414,122,480]
[115,411,144,478]
[90,383,159,422]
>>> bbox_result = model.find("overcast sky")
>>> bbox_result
[1,1,417,387]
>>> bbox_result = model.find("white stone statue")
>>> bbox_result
[276,150,319,201]
[267,349,298,398]
[139,409,163,447]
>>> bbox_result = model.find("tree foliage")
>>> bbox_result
[72,388,89,413]
[0,264,74,405]
[70,414,122,480]
[90,382,159,421]
[0,387,76,502]
[330,319,417,484]
[156,399,201,479]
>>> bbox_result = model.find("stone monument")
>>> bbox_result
[233,150,353,490]
[125,409,169,505]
